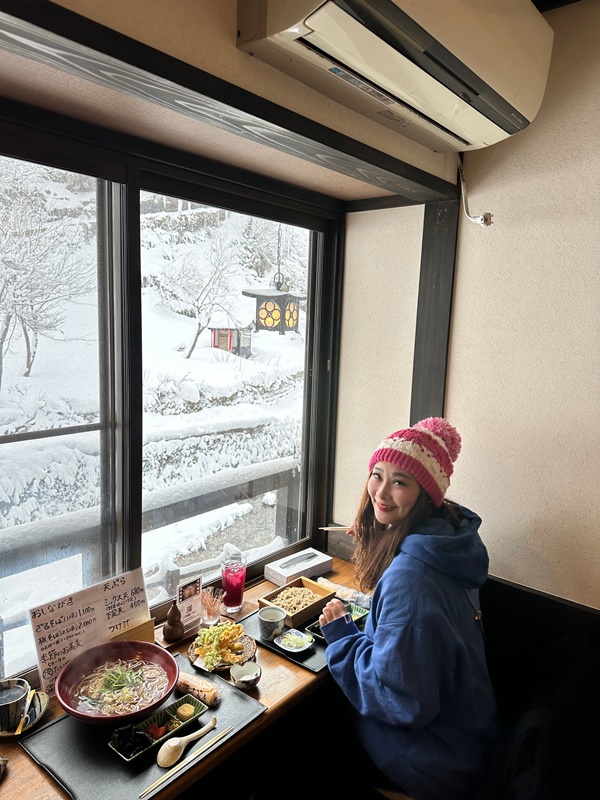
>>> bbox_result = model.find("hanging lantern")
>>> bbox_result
[242,288,304,334]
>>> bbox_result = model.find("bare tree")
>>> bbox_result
[0,158,95,389]
[158,233,240,359]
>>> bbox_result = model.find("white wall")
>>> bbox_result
[446,0,600,608]
[332,205,424,523]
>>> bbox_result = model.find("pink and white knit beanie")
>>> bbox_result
[368,417,462,507]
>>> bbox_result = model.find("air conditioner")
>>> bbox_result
[237,0,554,153]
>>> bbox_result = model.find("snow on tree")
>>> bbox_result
[0,156,95,390]
[277,224,310,295]
[239,217,279,278]
[152,227,242,359]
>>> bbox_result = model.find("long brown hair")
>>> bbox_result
[351,478,459,592]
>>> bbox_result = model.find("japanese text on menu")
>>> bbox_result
[29,567,150,696]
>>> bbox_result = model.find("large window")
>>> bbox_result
[0,126,339,681]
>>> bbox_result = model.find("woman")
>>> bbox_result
[319,417,501,800]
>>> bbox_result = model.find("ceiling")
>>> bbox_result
[0,1,580,206]
[0,4,454,207]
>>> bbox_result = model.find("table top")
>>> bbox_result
[1,557,357,800]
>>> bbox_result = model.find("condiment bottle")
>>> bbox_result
[162,599,184,642]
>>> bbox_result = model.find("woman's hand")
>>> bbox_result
[319,598,348,626]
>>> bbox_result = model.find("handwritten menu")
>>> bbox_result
[29,567,151,696]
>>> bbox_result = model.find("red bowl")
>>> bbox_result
[55,640,179,725]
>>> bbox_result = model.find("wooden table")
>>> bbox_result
[1,557,357,800]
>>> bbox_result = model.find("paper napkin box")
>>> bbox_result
[264,548,333,586]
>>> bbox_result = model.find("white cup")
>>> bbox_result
[258,606,286,641]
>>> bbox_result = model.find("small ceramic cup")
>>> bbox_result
[0,678,30,734]
[258,606,286,641]
[230,662,262,690]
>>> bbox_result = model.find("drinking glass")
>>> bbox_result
[201,587,224,626]
[220,553,247,613]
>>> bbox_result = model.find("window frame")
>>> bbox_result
[0,104,343,678]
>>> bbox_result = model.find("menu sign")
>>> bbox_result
[29,567,151,696]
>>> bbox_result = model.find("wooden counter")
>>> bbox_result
[1,557,357,800]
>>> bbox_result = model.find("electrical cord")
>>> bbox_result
[457,156,493,227]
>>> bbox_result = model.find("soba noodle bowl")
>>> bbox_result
[74,657,169,716]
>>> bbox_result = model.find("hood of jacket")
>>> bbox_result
[400,503,489,588]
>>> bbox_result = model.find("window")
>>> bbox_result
[0,124,340,681]
[139,191,313,604]
[0,154,119,678]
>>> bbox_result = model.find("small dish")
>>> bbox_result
[108,694,208,762]
[304,604,368,641]
[0,690,49,737]
[305,619,325,642]
[346,603,369,627]
[274,629,314,653]
[230,662,262,689]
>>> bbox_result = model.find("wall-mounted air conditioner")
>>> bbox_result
[237,0,554,153]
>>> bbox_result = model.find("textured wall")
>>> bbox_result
[446,0,600,608]
[50,0,452,181]
[332,205,424,525]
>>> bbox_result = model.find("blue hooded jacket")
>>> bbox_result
[322,504,501,800]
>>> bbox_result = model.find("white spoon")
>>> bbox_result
[156,716,217,768]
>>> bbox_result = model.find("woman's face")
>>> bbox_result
[368,461,422,525]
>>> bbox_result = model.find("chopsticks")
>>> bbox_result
[139,725,233,798]
[318,526,353,531]
[15,688,36,735]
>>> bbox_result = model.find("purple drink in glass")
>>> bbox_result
[221,556,247,613]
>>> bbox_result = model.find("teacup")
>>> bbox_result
[258,606,286,641]
[0,678,30,733]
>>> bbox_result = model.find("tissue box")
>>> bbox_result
[264,548,333,586]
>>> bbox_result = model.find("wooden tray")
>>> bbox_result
[187,634,256,672]
[257,576,335,627]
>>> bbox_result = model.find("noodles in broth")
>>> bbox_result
[74,657,169,716]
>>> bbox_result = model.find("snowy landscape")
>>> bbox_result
[0,157,310,676]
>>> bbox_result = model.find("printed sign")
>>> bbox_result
[29,567,151,696]
[177,576,202,633]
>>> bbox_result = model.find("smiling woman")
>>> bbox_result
[317,418,501,800]
[367,464,421,526]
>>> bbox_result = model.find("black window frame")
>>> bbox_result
[0,101,343,643]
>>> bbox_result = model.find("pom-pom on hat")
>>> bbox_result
[368,417,462,507]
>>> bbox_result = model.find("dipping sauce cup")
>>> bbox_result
[221,554,247,613]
